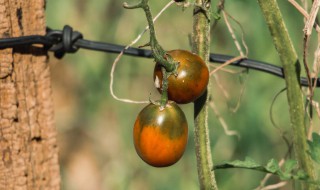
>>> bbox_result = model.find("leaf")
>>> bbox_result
[228,157,261,168]
[213,157,262,170]
[266,159,279,173]
[277,159,298,180]
[213,157,309,181]
[283,159,298,173]
[308,133,320,164]
[294,170,309,180]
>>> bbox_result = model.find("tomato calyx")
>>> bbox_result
[163,52,180,75]
[155,52,181,108]
[149,99,174,111]
[154,49,209,104]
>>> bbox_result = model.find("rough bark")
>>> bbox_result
[0,0,60,189]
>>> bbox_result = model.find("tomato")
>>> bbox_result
[133,101,188,167]
[153,50,209,104]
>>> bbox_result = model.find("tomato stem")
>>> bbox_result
[258,1,317,189]
[123,0,176,72]
[193,0,218,189]
[160,67,169,108]
[123,0,176,107]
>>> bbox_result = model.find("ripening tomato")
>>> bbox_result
[154,50,209,104]
[133,101,188,167]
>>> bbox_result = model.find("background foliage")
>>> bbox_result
[46,0,319,189]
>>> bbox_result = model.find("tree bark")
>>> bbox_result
[0,0,60,189]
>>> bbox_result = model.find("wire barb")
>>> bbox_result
[46,25,83,58]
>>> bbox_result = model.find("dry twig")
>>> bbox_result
[255,159,287,190]
[210,55,245,75]
[209,101,240,139]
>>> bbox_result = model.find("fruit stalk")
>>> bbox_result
[123,0,176,106]
[192,0,218,189]
[123,0,175,72]
[160,67,169,108]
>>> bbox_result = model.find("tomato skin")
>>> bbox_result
[154,50,209,104]
[133,102,188,167]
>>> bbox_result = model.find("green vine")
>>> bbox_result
[193,0,218,189]
[123,0,177,107]
[257,0,317,189]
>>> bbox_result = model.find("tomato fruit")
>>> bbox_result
[133,101,188,167]
[153,50,209,104]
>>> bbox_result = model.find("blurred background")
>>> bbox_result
[46,0,319,189]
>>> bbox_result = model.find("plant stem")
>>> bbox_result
[123,0,175,72]
[123,0,177,106]
[160,67,169,108]
[257,1,317,189]
[193,1,218,189]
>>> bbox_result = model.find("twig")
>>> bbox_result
[222,10,246,57]
[301,0,320,136]
[255,159,286,190]
[300,0,308,11]
[311,33,320,98]
[289,0,320,138]
[210,55,245,75]
[310,99,320,118]
[229,70,248,113]
[303,0,320,36]
[209,101,240,139]
[209,56,247,113]
[210,72,230,99]
[223,10,249,57]
[259,181,288,190]
[303,35,313,100]
[306,96,320,139]
[302,0,320,110]
[288,0,320,32]
[209,65,248,113]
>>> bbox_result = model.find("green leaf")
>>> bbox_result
[266,159,279,173]
[229,157,261,168]
[283,159,298,173]
[276,159,298,180]
[308,133,320,164]
[213,157,309,181]
[213,157,262,170]
[294,170,309,180]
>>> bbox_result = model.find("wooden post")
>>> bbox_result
[0,0,60,189]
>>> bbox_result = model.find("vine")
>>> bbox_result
[193,0,218,189]
[257,0,317,189]
[123,0,178,107]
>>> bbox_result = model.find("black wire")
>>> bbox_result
[0,25,319,87]
[75,39,153,58]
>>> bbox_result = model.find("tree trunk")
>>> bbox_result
[0,0,60,189]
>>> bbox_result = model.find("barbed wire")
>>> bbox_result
[0,25,319,87]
